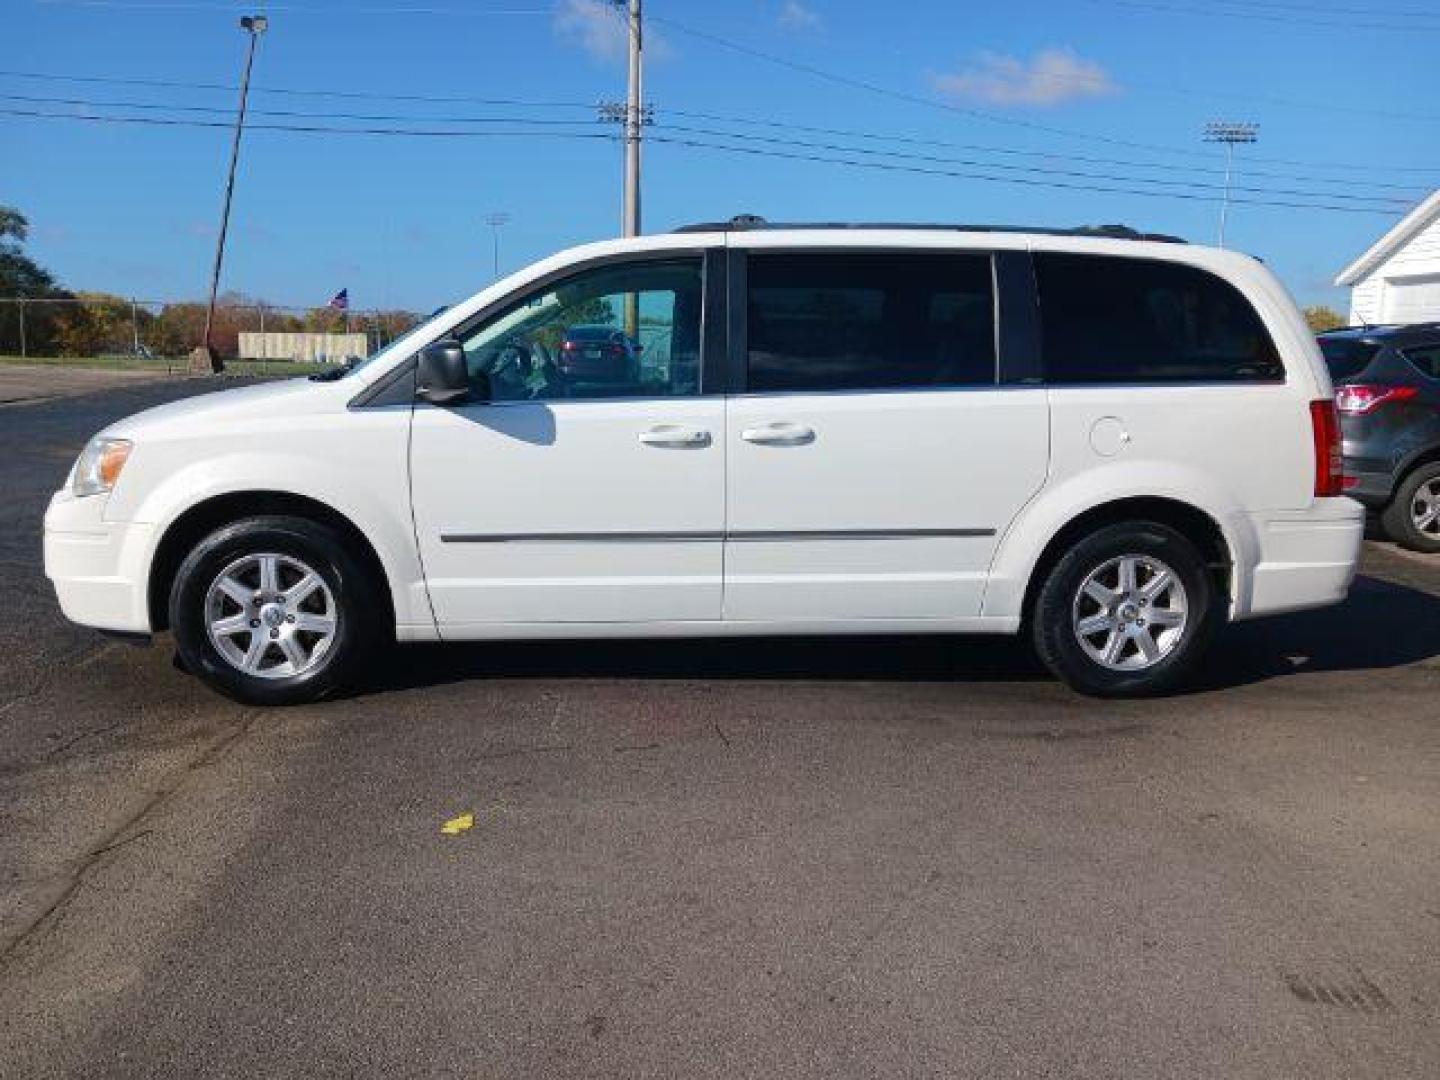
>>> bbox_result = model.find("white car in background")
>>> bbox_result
[45,219,1364,704]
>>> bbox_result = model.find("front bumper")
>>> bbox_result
[1234,498,1365,620]
[44,490,155,635]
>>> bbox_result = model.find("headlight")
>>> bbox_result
[72,436,133,498]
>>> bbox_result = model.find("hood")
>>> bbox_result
[103,377,344,440]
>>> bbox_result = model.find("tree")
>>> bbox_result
[1304,305,1346,333]
[51,292,134,356]
[0,204,57,298]
[0,206,29,244]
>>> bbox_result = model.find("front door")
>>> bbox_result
[724,249,1049,622]
[409,255,724,631]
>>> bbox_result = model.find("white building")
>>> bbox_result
[1335,189,1440,326]
[236,331,368,363]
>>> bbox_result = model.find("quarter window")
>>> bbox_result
[456,259,703,400]
[745,253,996,392]
[1034,253,1283,384]
[1402,344,1440,380]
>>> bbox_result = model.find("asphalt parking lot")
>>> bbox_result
[2,378,1438,1078]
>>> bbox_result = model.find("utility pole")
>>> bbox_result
[198,14,268,373]
[484,211,512,279]
[1203,121,1258,250]
[622,0,643,238]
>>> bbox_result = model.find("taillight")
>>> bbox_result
[1310,399,1344,498]
[561,340,577,351]
[1335,383,1419,415]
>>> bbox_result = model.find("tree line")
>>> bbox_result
[1,205,418,358]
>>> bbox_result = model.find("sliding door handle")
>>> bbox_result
[740,422,815,447]
[639,425,711,448]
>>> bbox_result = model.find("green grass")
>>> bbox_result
[0,354,330,377]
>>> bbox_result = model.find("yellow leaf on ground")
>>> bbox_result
[440,812,474,835]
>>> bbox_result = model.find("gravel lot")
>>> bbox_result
[2,379,1437,1078]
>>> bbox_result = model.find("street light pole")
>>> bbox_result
[199,14,267,373]
[1203,121,1258,249]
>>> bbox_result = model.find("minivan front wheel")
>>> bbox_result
[1031,521,1220,697]
[169,515,382,705]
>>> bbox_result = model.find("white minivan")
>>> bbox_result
[45,220,1364,704]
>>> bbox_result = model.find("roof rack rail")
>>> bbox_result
[1318,321,1439,336]
[673,215,1187,244]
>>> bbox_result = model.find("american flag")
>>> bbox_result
[327,288,349,312]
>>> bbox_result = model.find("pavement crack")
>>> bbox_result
[85,829,154,860]
[46,719,128,759]
[477,743,573,762]
[0,710,261,968]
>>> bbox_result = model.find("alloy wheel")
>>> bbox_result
[204,553,338,679]
[1411,478,1440,538]
[1072,554,1189,671]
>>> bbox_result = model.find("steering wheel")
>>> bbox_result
[485,340,531,395]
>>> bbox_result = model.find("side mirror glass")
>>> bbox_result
[416,340,479,404]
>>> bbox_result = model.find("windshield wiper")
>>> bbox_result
[309,355,362,382]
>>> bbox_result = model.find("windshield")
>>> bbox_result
[342,305,453,378]
[1318,338,1380,383]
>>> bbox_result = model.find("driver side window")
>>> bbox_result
[457,258,704,401]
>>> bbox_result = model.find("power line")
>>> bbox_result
[1198,0,1440,18]
[0,91,606,128]
[32,1,552,14]
[1081,0,1440,32]
[4,65,1437,180]
[647,12,1221,160]
[0,105,1411,216]
[654,122,1410,208]
[3,91,1417,207]
[0,105,621,141]
[643,133,1409,216]
[660,106,1433,194]
[648,11,1440,175]
[0,67,595,110]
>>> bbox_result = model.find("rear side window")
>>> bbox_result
[1402,344,1440,380]
[1034,253,1283,384]
[746,253,995,392]
[1319,338,1380,382]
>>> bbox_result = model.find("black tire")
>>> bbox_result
[1379,462,1440,554]
[1031,521,1221,698]
[168,515,384,705]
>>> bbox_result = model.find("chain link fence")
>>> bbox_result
[0,296,421,374]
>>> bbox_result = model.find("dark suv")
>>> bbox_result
[1318,323,1440,552]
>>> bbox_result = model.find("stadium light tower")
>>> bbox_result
[1203,121,1259,250]
[199,13,268,373]
[484,212,512,279]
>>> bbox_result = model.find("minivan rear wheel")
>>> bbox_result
[1031,521,1220,697]
[169,515,383,705]
[1380,462,1440,554]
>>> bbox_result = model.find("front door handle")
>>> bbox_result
[639,425,711,448]
[741,422,815,447]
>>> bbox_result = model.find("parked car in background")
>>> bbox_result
[45,219,1363,705]
[558,324,641,386]
[1319,323,1440,552]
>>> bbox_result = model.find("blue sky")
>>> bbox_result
[5,0,1438,313]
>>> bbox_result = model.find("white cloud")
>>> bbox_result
[554,0,626,62]
[554,0,670,62]
[931,48,1118,108]
[778,1,822,31]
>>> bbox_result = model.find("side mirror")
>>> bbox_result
[416,340,477,405]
